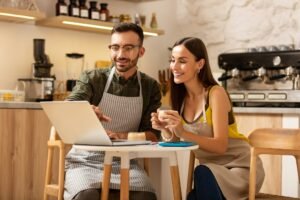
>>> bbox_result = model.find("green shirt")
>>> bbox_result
[67,67,162,138]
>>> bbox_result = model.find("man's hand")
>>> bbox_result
[92,105,111,122]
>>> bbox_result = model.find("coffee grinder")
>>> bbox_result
[66,53,84,92]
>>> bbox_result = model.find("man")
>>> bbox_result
[64,23,162,200]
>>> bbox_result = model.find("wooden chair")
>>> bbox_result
[186,128,300,200]
[43,127,151,200]
[43,127,70,200]
[249,128,300,200]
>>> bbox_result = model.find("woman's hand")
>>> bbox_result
[151,112,168,131]
[159,110,185,137]
[92,105,111,122]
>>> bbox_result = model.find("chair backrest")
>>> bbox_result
[248,128,300,200]
[249,128,300,150]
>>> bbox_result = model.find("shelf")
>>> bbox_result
[121,0,161,2]
[0,7,45,23]
[36,16,164,37]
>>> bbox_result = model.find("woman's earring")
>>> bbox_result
[198,68,201,73]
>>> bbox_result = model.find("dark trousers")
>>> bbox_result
[187,165,226,200]
[73,188,157,200]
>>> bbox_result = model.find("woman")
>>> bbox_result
[151,37,265,200]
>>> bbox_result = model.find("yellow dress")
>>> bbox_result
[182,86,265,200]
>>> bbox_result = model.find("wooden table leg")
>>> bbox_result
[186,151,195,195]
[120,168,129,200]
[120,153,130,200]
[101,153,113,200]
[101,164,112,200]
[170,165,182,200]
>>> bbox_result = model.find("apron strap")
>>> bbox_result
[104,67,142,96]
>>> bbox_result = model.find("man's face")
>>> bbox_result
[109,31,145,74]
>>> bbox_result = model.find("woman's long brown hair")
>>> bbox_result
[170,37,219,112]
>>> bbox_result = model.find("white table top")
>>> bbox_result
[73,143,199,152]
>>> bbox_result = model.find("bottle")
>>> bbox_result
[56,0,68,16]
[89,1,100,20]
[69,0,79,17]
[79,0,89,19]
[99,3,109,21]
[134,13,141,26]
[150,12,158,29]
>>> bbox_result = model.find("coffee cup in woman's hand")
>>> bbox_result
[157,106,172,121]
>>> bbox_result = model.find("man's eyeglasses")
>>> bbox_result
[108,44,140,53]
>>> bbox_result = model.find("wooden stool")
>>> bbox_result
[43,127,70,200]
[249,128,300,200]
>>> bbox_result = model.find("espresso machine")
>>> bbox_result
[18,39,55,102]
[218,47,300,107]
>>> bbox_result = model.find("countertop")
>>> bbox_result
[0,102,41,109]
[1,102,300,114]
[233,107,300,114]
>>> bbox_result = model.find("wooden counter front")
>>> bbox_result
[0,108,52,200]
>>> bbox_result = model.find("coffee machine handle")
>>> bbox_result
[242,75,258,82]
[218,73,233,81]
[269,74,286,81]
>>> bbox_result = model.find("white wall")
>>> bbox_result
[0,0,174,90]
[2,0,300,90]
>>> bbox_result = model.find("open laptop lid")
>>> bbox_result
[40,101,151,146]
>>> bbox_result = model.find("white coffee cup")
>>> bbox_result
[158,105,172,121]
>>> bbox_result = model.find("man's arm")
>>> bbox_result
[139,78,162,141]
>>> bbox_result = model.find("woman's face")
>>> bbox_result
[170,45,203,84]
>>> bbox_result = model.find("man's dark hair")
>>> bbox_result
[111,23,144,44]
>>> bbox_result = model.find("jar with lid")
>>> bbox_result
[89,1,100,20]
[79,0,88,18]
[120,14,131,23]
[56,0,68,16]
[99,3,109,21]
[68,0,79,17]
[150,12,158,29]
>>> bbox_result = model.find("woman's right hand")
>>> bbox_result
[151,112,167,131]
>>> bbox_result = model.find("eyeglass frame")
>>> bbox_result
[108,44,141,53]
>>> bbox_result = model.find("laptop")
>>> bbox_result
[40,101,152,146]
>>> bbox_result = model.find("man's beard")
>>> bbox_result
[113,54,139,73]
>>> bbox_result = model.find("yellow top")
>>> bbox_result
[181,85,248,142]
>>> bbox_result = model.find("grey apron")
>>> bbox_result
[181,96,264,200]
[64,67,155,200]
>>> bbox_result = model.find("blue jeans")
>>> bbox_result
[187,165,226,200]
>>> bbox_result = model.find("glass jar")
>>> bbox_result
[150,12,158,29]
[68,0,79,17]
[56,0,68,16]
[89,1,100,20]
[99,3,109,21]
[79,0,88,18]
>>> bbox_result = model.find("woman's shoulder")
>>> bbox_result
[208,85,227,98]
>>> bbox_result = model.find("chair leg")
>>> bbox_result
[295,155,300,183]
[58,144,65,200]
[249,147,257,200]
[44,147,54,200]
